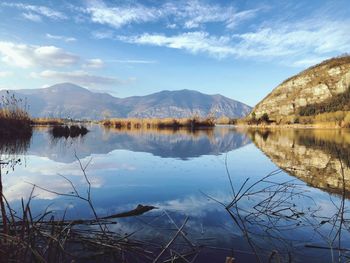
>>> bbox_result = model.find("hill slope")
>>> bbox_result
[1,83,251,119]
[117,89,251,118]
[251,56,350,121]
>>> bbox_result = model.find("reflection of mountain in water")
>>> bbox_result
[28,126,251,163]
[248,129,350,196]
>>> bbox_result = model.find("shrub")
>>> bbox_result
[299,88,350,116]
[260,113,269,123]
[251,112,256,121]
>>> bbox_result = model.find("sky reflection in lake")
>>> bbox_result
[1,126,350,263]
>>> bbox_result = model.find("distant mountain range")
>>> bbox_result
[1,83,251,119]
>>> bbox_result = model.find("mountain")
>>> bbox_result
[1,83,251,119]
[114,89,251,118]
[251,56,350,122]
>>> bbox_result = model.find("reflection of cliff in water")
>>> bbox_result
[29,126,251,163]
[248,129,350,196]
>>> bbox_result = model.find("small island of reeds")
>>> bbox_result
[50,125,89,138]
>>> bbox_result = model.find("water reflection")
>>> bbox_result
[29,126,251,162]
[0,133,31,173]
[247,128,350,196]
[214,167,350,263]
[1,126,350,262]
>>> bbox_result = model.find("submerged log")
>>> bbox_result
[101,204,157,219]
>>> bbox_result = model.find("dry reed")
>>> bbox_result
[102,117,215,130]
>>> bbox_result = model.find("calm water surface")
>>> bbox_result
[1,125,350,262]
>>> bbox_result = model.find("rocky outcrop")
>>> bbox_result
[249,129,350,196]
[251,56,350,120]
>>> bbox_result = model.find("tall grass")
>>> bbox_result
[285,111,350,127]
[215,116,238,125]
[102,117,215,130]
[0,91,32,137]
[31,118,65,126]
[0,153,200,262]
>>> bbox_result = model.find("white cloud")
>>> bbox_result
[117,17,350,65]
[109,59,157,64]
[2,2,67,20]
[155,194,227,217]
[84,0,258,30]
[86,2,161,29]
[165,1,259,29]
[118,32,236,58]
[166,23,177,29]
[83,58,104,69]
[46,33,77,43]
[2,2,348,68]
[37,70,130,87]
[3,159,106,202]
[225,9,260,29]
[22,12,42,22]
[0,71,13,77]
[0,41,80,68]
[233,19,350,58]
[91,30,114,40]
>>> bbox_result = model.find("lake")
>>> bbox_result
[1,125,350,263]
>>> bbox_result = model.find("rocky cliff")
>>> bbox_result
[251,56,350,121]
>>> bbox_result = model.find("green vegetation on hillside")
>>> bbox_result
[299,87,350,116]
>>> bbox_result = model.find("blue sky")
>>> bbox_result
[0,0,349,106]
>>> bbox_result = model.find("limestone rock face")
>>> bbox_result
[251,56,350,120]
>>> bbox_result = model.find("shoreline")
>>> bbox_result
[232,123,348,130]
[28,117,350,130]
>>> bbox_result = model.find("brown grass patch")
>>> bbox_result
[31,118,65,126]
[0,92,32,137]
[101,117,215,129]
